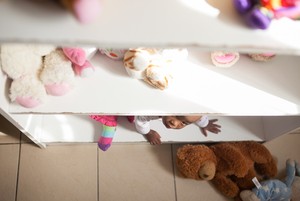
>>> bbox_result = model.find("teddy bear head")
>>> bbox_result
[176,144,217,181]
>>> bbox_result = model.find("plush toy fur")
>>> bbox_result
[63,47,97,77]
[123,48,188,90]
[176,141,277,200]
[63,47,126,77]
[247,53,276,62]
[1,44,75,108]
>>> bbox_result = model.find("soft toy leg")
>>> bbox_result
[72,60,95,77]
[40,49,75,96]
[90,115,118,151]
[235,168,258,190]
[212,173,240,199]
[10,76,47,108]
[240,190,260,201]
[62,47,86,66]
[63,47,96,77]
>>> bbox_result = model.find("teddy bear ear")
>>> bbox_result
[177,145,193,160]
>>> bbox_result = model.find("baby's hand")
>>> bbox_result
[200,119,221,137]
[145,129,161,145]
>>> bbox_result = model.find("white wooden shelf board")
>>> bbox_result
[8,50,300,115]
[35,115,265,143]
[0,0,300,54]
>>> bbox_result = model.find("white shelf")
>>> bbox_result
[0,0,300,54]
[1,1,300,148]
[7,50,300,115]
[22,115,266,144]
[2,112,299,148]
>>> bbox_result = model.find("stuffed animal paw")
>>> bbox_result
[63,47,97,77]
[40,49,75,96]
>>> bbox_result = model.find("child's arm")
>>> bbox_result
[134,116,162,145]
[196,116,221,137]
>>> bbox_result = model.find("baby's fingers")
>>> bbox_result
[209,127,221,134]
[200,128,208,137]
[150,138,161,145]
[209,119,219,123]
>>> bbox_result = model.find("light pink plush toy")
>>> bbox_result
[63,47,127,77]
[59,0,101,24]
[62,47,97,77]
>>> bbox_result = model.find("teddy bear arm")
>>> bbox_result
[234,168,258,190]
[248,143,277,178]
[212,173,240,199]
[213,145,249,177]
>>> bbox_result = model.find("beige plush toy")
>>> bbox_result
[1,44,75,108]
[123,48,188,90]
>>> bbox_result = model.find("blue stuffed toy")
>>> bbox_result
[240,159,299,201]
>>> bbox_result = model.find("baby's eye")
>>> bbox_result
[181,121,188,126]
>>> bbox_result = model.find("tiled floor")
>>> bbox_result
[0,115,300,201]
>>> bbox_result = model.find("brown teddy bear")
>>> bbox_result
[176,141,277,200]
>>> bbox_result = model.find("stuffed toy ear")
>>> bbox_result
[211,51,240,67]
[59,0,101,23]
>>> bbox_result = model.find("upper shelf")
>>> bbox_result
[1,0,300,54]
[6,49,300,115]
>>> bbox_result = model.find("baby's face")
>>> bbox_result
[162,116,201,129]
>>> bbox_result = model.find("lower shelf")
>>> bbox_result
[2,113,300,148]
[21,115,265,144]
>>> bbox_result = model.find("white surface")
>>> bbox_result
[8,50,300,115]
[38,115,265,143]
[0,0,300,54]
[263,116,300,141]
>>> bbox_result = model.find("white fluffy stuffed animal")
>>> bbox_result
[1,44,75,108]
